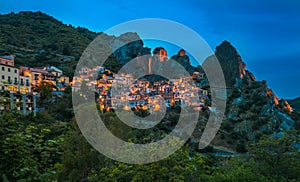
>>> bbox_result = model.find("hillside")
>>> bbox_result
[289,97,300,111]
[1,11,300,181]
[191,41,300,152]
[0,11,157,77]
[0,11,99,77]
[1,11,299,150]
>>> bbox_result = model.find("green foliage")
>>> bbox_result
[0,112,64,181]
[211,131,300,181]
[56,118,102,181]
[0,11,98,77]
[134,109,150,117]
[36,81,56,106]
[249,131,300,180]
[210,157,268,182]
[88,147,212,181]
[103,54,122,73]
[236,141,247,153]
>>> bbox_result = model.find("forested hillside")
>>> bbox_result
[0,11,98,77]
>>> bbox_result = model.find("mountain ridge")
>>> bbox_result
[1,11,299,148]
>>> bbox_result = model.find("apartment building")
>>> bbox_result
[0,56,31,93]
[0,91,37,115]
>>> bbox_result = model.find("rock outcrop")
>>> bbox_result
[215,40,256,87]
[198,40,300,152]
[170,49,191,71]
[112,32,151,65]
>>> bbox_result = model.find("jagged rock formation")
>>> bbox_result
[112,32,151,65]
[170,49,190,70]
[205,41,300,152]
[1,11,299,154]
[152,47,168,62]
[215,41,256,87]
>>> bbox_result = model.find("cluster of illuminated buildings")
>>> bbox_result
[73,66,208,112]
[0,55,69,115]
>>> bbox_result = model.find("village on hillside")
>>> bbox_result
[1,54,210,115]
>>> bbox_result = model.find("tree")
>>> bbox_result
[36,81,56,105]
[88,146,212,181]
[0,112,63,181]
[211,131,300,181]
[249,131,300,180]
[56,118,102,181]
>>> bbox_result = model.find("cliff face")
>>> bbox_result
[112,32,151,65]
[215,41,255,87]
[205,41,300,151]
[170,49,190,71]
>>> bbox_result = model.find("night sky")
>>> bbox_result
[1,0,300,99]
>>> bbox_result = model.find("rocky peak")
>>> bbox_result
[153,47,168,62]
[170,49,191,71]
[215,40,255,87]
[112,32,151,65]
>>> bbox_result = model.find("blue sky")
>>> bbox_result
[1,0,300,99]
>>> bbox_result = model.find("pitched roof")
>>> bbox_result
[0,55,14,61]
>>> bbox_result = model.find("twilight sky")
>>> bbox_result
[1,0,300,99]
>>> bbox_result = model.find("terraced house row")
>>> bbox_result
[0,55,70,114]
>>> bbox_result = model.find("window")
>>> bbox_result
[8,68,10,72]
[1,75,4,80]
[14,77,17,84]
[21,78,24,85]
[26,79,29,86]
[34,74,39,80]
[1,67,4,71]
[14,69,17,73]
[8,76,11,83]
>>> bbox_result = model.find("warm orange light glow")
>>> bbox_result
[123,105,130,111]
[100,104,105,110]
[274,96,279,105]
[20,87,29,93]
[142,105,148,110]
[154,104,161,111]
[7,86,17,92]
